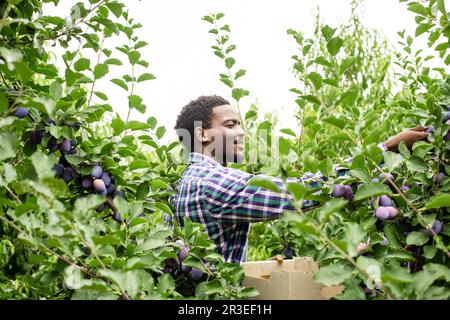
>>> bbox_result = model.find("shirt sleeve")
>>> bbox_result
[202,167,321,224]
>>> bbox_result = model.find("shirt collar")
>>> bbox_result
[187,152,222,167]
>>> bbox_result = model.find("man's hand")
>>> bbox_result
[384,126,430,152]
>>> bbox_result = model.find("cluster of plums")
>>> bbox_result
[163,239,204,281]
[374,195,397,221]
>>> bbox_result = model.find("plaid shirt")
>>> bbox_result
[171,152,323,263]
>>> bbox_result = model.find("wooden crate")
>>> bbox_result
[241,257,343,300]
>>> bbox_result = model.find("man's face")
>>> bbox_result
[202,105,245,163]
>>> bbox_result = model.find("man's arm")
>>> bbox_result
[202,168,320,224]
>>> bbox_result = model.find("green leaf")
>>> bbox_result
[339,56,356,75]
[354,182,393,201]
[437,0,446,15]
[248,176,280,193]
[327,37,344,56]
[307,72,323,90]
[156,126,166,139]
[314,262,353,286]
[406,231,429,246]
[408,3,428,16]
[31,151,56,180]
[49,80,63,100]
[231,88,249,102]
[425,193,450,209]
[74,195,105,215]
[345,222,366,257]
[234,69,246,80]
[94,91,108,101]
[415,23,432,37]
[93,63,109,79]
[111,78,128,91]
[0,91,8,113]
[74,58,90,71]
[225,57,235,69]
[137,73,156,82]
[406,157,428,172]
[104,58,122,66]
[301,95,321,105]
[129,160,151,170]
[106,2,123,18]
[318,198,348,222]
[128,51,141,65]
[111,117,125,136]
[383,152,404,171]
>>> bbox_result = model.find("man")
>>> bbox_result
[171,95,429,263]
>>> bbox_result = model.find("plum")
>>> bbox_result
[165,258,180,268]
[100,173,111,186]
[425,125,435,134]
[343,185,354,201]
[81,177,92,189]
[93,179,106,191]
[426,220,442,236]
[283,246,294,259]
[436,172,446,184]
[113,212,122,223]
[81,246,91,256]
[113,190,124,198]
[162,267,172,274]
[380,237,389,246]
[53,164,64,177]
[379,173,394,182]
[14,107,28,118]
[179,246,190,261]
[59,139,71,153]
[45,118,55,125]
[400,185,410,192]
[91,165,103,178]
[443,111,450,123]
[375,207,390,221]
[62,167,74,182]
[47,137,58,153]
[181,264,191,274]
[96,204,106,213]
[357,242,368,254]
[332,184,346,197]
[445,130,450,142]
[189,268,203,281]
[69,121,81,131]
[371,178,380,183]
[331,184,353,200]
[30,129,45,145]
[379,195,392,207]
[107,183,116,195]
[386,206,398,219]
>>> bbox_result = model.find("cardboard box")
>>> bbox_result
[241,257,343,300]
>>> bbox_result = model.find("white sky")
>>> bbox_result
[45,0,450,142]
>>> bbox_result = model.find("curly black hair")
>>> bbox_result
[174,95,230,151]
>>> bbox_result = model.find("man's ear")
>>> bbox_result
[194,127,209,143]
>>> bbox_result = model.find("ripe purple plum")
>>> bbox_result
[53,164,64,177]
[100,173,111,186]
[425,125,435,134]
[443,111,450,123]
[179,245,190,261]
[107,183,116,195]
[91,165,103,178]
[375,207,390,221]
[332,184,346,197]
[436,172,446,184]
[379,195,392,207]
[380,237,389,246]
[81,177,92,189]
[113,190,124,198]
[165,258,180,268]
[14,107,28,118]
[113,212,122,223]
[283,246,294,259]
[181,264,191,274]
[189,268,204,281]
[93,179,106,192]
[96,204,106,213]
[30,129,45,145]
[400,185,410,192]
[371,178,380,183]
[386,206,398,219]
[426,220,442,236]
[379,173,394,182]
[59,139,71,153]
[62,167,74,182]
